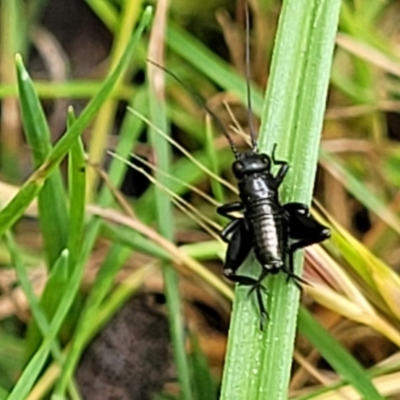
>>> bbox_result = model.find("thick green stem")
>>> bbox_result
[220,1,341,399]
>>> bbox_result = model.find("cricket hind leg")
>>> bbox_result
[283,202,331,285]
[284,202,330,250]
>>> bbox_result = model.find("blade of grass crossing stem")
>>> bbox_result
[102,224,171,261]
[16,55,69,268]
[220,2,341,400]
[297,308,383,399]
[0,81,135,101]
[0,7,152,236]
[147,4,193,396]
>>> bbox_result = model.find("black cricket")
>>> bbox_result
[148,6,330,329]
[217,145,330,327]
[215,5,331,328]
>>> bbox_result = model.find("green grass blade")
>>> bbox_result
[0,6,152,236]
[85,0,118,31]
[0,80,135,100]
[220,1,341,399]
[297,308,383,400]
[102,224,171,260]
[0,0,27,180]
[148,54,194,400]
[16,56,69,268]
[67,108,86,274]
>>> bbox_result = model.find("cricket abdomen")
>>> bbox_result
[246,200,287,270]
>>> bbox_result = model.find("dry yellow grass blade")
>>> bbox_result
[305,248,400,346]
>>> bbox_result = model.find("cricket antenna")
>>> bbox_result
[244,2,258,152]
[147,59,240,159]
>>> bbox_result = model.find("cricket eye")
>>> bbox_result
[233,162,245,176]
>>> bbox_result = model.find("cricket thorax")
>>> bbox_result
[238,175,278,204]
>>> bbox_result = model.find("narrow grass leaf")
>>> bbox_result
[101,224,171,260]
[0,0,27,179]
[0,80,135,100]
[16,56,69,267]
[85,0,118,31]
[67,108,86,274]
[148,4,193,397]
